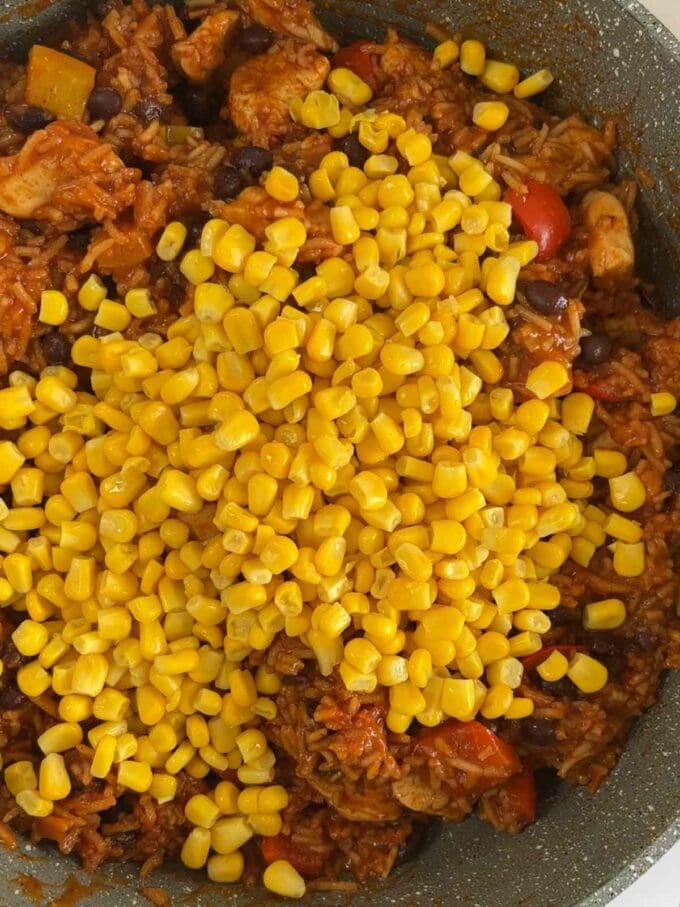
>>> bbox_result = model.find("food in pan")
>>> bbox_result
[0,0,677,898]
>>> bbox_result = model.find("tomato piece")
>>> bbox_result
[499,765,537,827]
[261,834,325,877]
[584,383,624,403]
[415,720,521,776]
[332,40,380,93]
[505,179,571,262]
[522,644,585,674]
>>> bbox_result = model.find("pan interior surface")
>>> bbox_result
[0,1,678,905]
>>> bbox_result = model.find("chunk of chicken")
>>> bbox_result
[227,41,330,147]
[0,121,139,230]
[307,775,403,822]
[171,10,239,83]
[581,189,635,279]
[235,0,337,51]
[391,774,472,821]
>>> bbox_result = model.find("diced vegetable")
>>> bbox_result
[497,765,537,827]
[415,719,522,777]
[95,224,153,273]
[505,179,571,262]
[163,126,205,147]
[261,834,325,877]
[26,46,96,121]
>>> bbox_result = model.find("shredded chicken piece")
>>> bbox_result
[0,121,139,229]
[581,189,635,279]
[235,0,337,51]
[391,774,472,821]
[307,776,403,822]
[171,10,239,82]
[227,41,330,147]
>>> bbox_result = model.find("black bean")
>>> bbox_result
[337,133,369,168]
[186,216,208,248]
[297,261,317,282]
[522,718,555,746]
[601,651,626,679]
[548,606,578,626]
[163,262,187,309]
[67,225,93,251]
[87,87,122,120]
[533,674,578,698]
[237,24,275,54]
[176,85,218,127]
[4,103,53,134]
[579,331,612,365]
[213,164,245,200]
[479,717,502,736]
[132,96,168,126]
[41,331,72,366]
[664,467,680,493]
[231,145,274,178]
[522,280,568,316]
[584,632,625,657]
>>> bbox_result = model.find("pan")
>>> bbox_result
[0,1,678,905]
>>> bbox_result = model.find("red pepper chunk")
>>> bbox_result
[261,834,325,877]
[522,644,585,674]
[332,40,381,93]
[499,765,537,828]
[584,383,625,403]
[415,719,522,777]
[505,179,571,262]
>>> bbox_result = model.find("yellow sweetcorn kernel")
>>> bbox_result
[526,361,569,400]
[650,391,676,416]
[591,449,626,478]
[299,90,340,129]
[612,541,645,577]
[567,652,608,693]
[603,513,642,543]
[480,59,520,93]
[157,222,188,261]
[472,101,509,131]
[514,68,554,98]
[328,67,373,105]
[265,166,299,203]
[609,471,647,512]
[39,290,69,326]
[264,860,306,899]
[460,39,486,75]
[583,598,626,631]
[433,39,459,68]
[561,393,595,435]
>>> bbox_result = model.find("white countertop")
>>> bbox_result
[609,1,679,905]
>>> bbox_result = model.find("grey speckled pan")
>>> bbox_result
[0,0,678,904]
